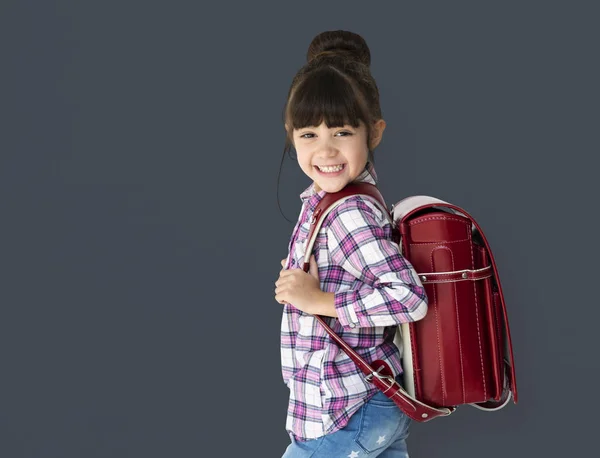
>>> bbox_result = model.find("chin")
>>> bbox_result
[318,181,348,193]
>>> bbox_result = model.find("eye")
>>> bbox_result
[298,131,352,139]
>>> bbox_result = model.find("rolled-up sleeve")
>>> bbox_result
[325,197,428,329]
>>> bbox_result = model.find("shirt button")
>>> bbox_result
[291,260,295,266]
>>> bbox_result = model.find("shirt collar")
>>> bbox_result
[300,161,378,212]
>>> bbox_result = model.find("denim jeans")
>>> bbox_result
[282,374,411,458]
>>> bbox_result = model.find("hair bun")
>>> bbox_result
[307,30,371,67]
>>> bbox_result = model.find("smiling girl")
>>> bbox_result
[274,31,428,458]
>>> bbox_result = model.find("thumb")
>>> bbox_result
[309,254,319,279]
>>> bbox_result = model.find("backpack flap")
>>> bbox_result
[391,195,518,409]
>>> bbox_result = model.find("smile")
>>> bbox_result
[315,164,345,174]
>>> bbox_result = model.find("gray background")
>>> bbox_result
[1,1,597,457]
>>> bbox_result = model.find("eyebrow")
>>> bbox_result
[297,125,353,131]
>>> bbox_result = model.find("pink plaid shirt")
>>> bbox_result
[280,161,429,441]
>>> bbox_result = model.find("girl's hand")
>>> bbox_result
[275,255,323,314]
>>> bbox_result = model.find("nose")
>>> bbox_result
[317,145,339,160]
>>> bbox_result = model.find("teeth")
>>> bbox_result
[317,164,344,172]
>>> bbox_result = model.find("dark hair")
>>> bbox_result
[277,30,383,223]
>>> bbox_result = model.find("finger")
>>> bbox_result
[275,282,286,293]
[275,276,288,287]
[275,276,291,288]
[281,258,285,267]
[274,291,287,305]
[278,272,298,285]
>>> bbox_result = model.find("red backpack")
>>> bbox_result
[302,183,518,422]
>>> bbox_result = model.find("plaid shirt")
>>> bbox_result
[280,161,429,442]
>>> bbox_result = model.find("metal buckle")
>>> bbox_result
[364,366,395,387]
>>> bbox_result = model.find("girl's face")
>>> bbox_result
[292,121,371,194]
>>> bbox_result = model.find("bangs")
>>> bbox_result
[286,69,370,131]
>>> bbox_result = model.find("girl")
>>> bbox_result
[274,30,428,458]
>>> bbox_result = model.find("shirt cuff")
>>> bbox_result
[333,290,361,329]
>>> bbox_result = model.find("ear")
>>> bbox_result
[369,119,386,150]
